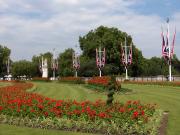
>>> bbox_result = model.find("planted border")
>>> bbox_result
[0,82,162,134]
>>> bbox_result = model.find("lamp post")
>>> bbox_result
[161,18,176,82]
[121,37,132,80]
[96,46,105,77]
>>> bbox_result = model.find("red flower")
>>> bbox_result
[30,109,35,113]
[133,111,139,118]
[38,104,44,110]
[141,110,145,116]
[0,106,3,111]
[127,100,132,104]
[44,112,48,117]
[98,112,106,118]
[119,107,125,113]
[128,108,133,112]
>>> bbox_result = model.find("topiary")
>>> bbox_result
[106,76,116,105]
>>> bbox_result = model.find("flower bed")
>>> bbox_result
[0,82,162,134]
[32,77,50,82]
[59,77,84,84]
[87,76,110,87]
[87,76,122,92]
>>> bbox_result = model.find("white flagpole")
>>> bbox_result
[167,18,172,82]
[125,37,128,80]
[99,46,102,77]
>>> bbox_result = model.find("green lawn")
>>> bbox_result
[0,124,93,135]
[1,82,180,135]
[0,82,11,87]
[31,82,107,101]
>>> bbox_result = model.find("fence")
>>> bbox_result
[116,75,180,82]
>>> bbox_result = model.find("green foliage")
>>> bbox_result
[79,58,98,77]
[57,48,74,77]
[0,45,11,77]
[106,76,116,105]
[11,60,36,78]
[79,26,145,76]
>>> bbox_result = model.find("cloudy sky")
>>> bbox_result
[0,0,179,60]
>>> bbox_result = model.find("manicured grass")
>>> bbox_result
[0,124,94,135]
[32,82,180,135]
[0,82,11,87]
[115,84,180,135]
[1,82,180,135]
[32,82,107,101]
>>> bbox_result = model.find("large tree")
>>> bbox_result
[11,60,36,78]
[58,48,74,77]
[0,45,11,77]
[79,26,144,76]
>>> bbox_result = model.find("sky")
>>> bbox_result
[0,0,179,61]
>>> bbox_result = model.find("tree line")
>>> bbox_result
[0,26,180,78]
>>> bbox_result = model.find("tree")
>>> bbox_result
[79,26,143,76]
[0,45,11,77]
[11,60,36,78]
[57,48,74,77]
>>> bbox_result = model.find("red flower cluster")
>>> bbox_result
[0,82,156,123]
[88,76,110,86]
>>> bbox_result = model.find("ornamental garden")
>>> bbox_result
[0,26,180,135]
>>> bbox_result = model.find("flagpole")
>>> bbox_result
[167,18,172,82]
[124,37,128,80]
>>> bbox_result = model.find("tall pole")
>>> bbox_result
[75,70,77,78]
[162,18,176,82]
[99,46,102,77]
[167,19,172,82]
[121,37,132,80]
[73,51,80,78]
[53,49,55,80]
[7,57,10,75]
[124,37,128,80]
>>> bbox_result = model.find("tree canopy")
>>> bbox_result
[0,45,11,77]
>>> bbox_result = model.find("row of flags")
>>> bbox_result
[96,48,106,68]
[161,27,176,60]
[95,44,132,68]
[121,44,132,66]
[39,57,58,73]
[72,52,80,70]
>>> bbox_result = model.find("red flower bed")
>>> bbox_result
[59,77,84,84]
[0,82,155,123]
[87,76,110,86]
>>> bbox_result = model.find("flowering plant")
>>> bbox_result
[0,82,159,134]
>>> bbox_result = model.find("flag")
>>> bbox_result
[121,46,125,65]
[171,28,176,57]
[102,48,105,66]
[161,27,169,58]
[128,45,132,65]
[96,48,100,67]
